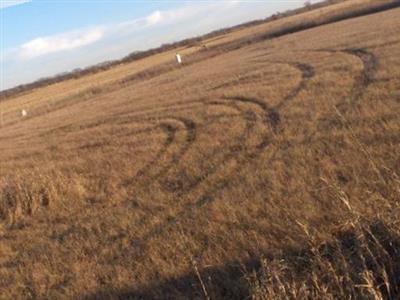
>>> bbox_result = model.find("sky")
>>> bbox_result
[1,0,317,90]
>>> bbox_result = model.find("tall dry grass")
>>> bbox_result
[247,119,400,300]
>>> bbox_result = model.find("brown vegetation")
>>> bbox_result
[1,0,400,299]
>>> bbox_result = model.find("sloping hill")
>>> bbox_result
[0,1,399,299]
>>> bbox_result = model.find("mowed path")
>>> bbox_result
[0,7,399,299]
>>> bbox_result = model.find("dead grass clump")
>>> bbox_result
[0,170,84,226]
[0,173,51,224]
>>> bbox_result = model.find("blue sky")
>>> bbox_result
[1,0,316,90]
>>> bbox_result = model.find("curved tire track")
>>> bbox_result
[273,63,315,110]
[122,117,197,188]
[126,52,323,253]
[160,99,260,193]
[150,117,197,181]
[236,59,315,111]
[315,48,379,113]
[122,121,178,187]
[131,59,318,248]
[134,95,277,255]
[160,94,284,194]
[343,48,378,103]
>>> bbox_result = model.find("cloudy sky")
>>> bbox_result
[1,0,316,90]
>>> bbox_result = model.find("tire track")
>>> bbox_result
[8,104,200,190]
[127,56,320,252]
[121,121,178,187]
[125,100,257,191]
[150,117,197,181]
[38,99,204,139]
[132,95,277,256]
[160,95,282,194]
[343,48,378,103]
[160,100,259,193]
[366,39,400,50]
[228,59,315,111]
[315,48,379,113]
[121,117,197,188]
[147,60,315,198]
[273,63,315,110]
[2,98,204,145]
[209,70,275,91]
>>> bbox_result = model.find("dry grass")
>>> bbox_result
[1,1,400,299]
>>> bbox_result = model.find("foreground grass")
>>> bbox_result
[1,108,399,299]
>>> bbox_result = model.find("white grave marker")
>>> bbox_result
[176,53,182,64]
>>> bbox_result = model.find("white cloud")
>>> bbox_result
[14,7,174,60]
[117,1,239,34]
[13,5,190,60]
[0,0,31,9]
[18,28,104,59]
[146,10,163,26]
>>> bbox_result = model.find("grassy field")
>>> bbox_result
[1,0,400,299]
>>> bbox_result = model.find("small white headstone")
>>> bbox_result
[176,53,182,64]
[21,109,27,117]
